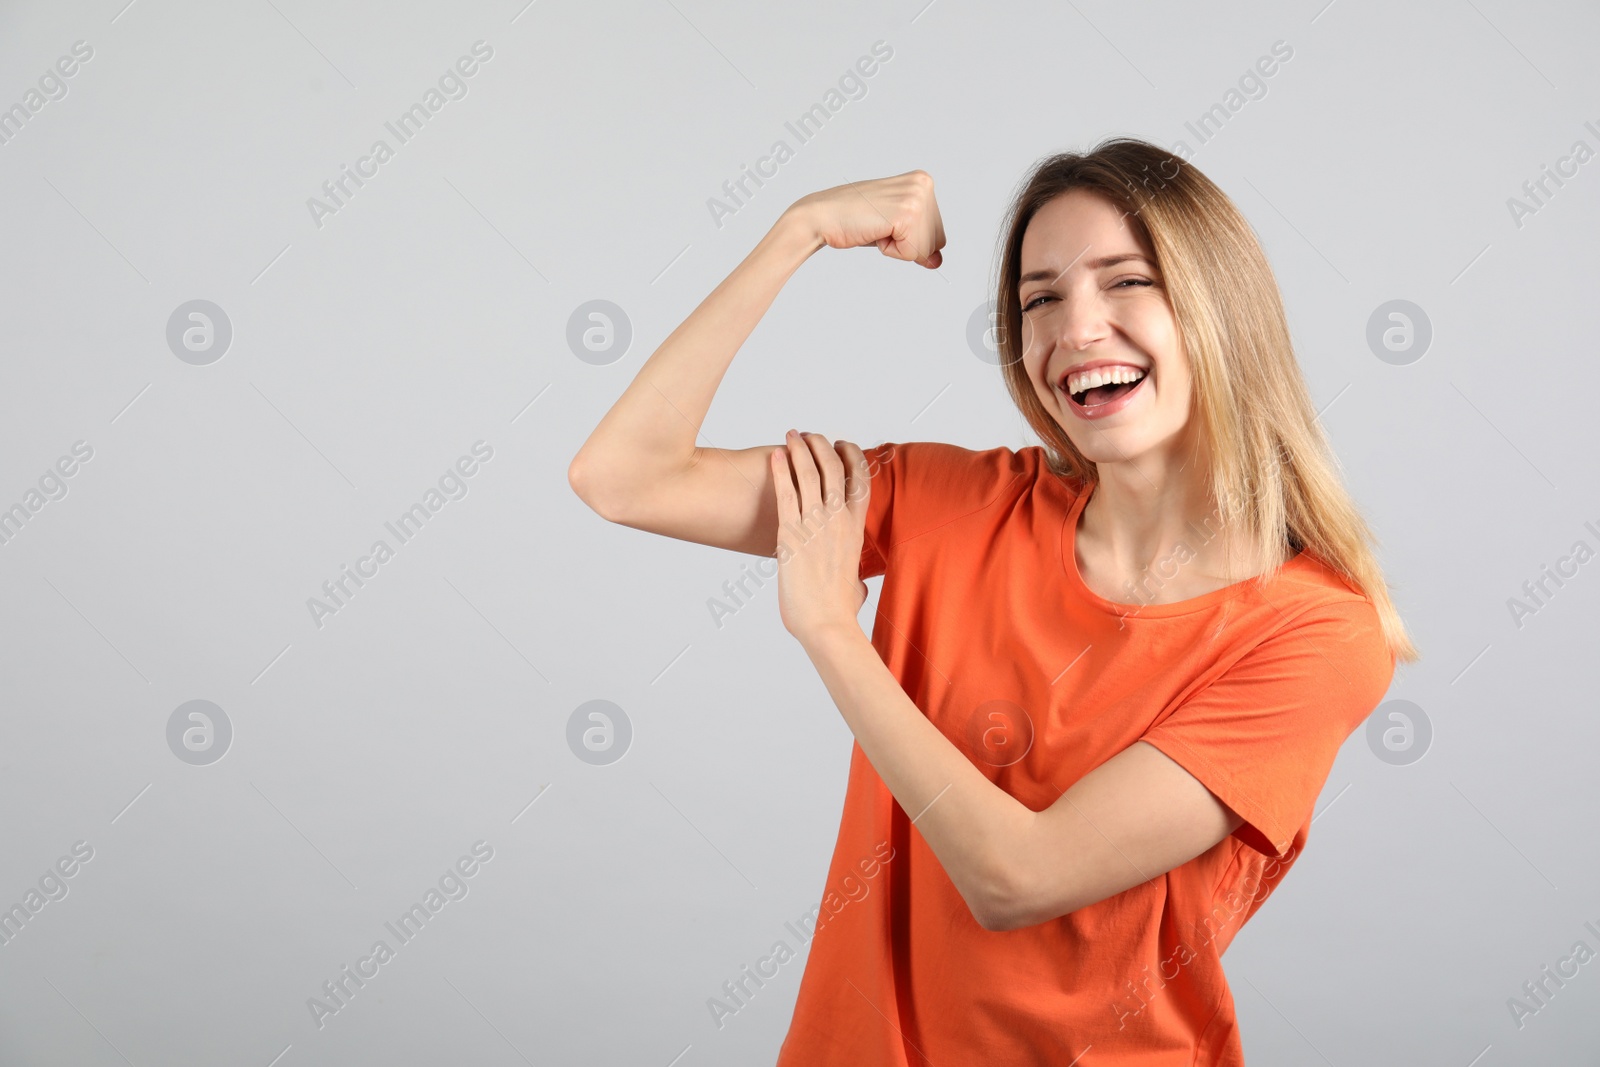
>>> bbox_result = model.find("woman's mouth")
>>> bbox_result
[1060,366,1148,420]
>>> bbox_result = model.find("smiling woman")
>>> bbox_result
[568,139,1418,1067]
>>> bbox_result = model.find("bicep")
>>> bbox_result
[587,443,785,558]
[1005,741,1243,928]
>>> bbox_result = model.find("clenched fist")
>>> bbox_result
[786,170,946,269]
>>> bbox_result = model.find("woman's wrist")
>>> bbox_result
[774,201,827,259]
[799,619,873,662]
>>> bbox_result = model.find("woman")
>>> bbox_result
[569,138,1418,1065]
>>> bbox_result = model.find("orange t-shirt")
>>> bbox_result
[775,441,1395,1066]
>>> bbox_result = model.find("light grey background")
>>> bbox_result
[1,0,1596,1064]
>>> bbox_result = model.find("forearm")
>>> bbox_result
[800,625,1037,928]
[572,209,824,486]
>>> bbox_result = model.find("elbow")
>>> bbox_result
[979,864,1091,932]
[970,859,1037,933]
[972,904,1012,934]
[565,449,591,503]
[567,450,626,524]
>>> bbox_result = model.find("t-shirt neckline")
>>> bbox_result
[1058,477,1305,619]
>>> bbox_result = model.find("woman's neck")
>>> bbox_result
[1076,457,1284,605]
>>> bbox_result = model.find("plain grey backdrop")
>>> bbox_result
[1,0,1597,1063]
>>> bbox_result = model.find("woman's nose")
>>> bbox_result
[1053,296,1109,351]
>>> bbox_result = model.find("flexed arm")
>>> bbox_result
[567,172,946,557]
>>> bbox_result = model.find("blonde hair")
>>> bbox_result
[993,137,1418,664]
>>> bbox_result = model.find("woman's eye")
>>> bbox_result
[1024,279,1152,310]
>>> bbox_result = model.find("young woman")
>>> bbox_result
[569,138,1419,1065]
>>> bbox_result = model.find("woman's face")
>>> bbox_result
[1017,189,1196,472]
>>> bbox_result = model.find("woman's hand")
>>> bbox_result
[770,431,873,646]
[786,171,946,268]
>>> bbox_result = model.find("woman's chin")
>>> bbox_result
[1059,428,1157,467]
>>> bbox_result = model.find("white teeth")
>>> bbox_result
[1064,366,1146,395]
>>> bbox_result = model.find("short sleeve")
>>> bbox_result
[856,441,1034,581]
[857,441,900,580]
[1138,598,1397,859]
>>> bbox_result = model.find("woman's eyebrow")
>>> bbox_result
[1018,253,1152,287]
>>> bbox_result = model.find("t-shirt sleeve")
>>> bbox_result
[1137,597,1397,859]
[856,441,1033,581]
[857,441,901,581]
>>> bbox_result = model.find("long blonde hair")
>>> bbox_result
[993,137,1419,664]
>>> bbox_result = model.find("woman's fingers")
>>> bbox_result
[786,430,822,516]
[834,440,871,520]
[781,432,862,534]
[802,433,847,512]
[769,446,794,530]
[918,206,946,268]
